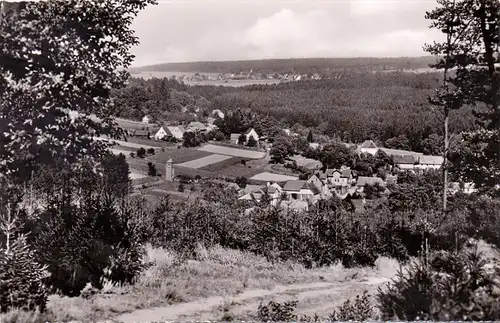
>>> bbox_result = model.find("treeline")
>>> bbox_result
[129,56,438,75]
[112,71,477,152]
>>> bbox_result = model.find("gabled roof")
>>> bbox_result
[241,184,265,195]
[341,169,353,178]
[380,148,422,157]
[418,155,444,165]
[357,176,385,187]
[360,140,378,149]
[187,121,206,130]
[245,128,257,135]
[393,155,417,164]
[283,180,308,192]
[307,175,323,191]
[325,169,340,177]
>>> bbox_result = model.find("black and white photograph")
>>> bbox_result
[0,0,499,321]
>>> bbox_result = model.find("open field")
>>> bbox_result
[250,172,299,182]
[129,172,147,180]
[125,137,178,148]
[202,162,263,178]
[198,144,266,159]
[177,154,233,169]
[27,245,401,322]
[94,136,161,149]
[290,155,323,170]
[149,149,213,164]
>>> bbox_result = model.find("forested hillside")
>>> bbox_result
[113,71,477,152]
[129,56,438,75]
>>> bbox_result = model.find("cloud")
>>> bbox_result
[130,1,442,66]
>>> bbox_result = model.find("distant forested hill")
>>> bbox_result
[129,56,438,75]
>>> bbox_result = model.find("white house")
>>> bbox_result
[212,109,225,119]
[166,125,185,141]
[416,155,444,171]
[154,126,170,140]
[359,140,379,155]
[142,115,151,124]
[283,180,320,202]
[245,128,259,142]
[230,133,241,144]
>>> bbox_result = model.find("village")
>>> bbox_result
[91,109,477,214]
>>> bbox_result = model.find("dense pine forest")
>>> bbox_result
[113,71,477,152]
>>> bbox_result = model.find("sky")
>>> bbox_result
[134,0,443,66]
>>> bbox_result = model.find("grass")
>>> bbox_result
[177,154,233,169]
[3,244,403,323]
[149,149,213,164]
[198,144,266,159]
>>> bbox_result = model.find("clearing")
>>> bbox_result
[149,149,213,164]
[129,172,147,180]
[177,154,233,169]
[94,136,161,149]
[198,144,266,159]
[290,155,322,170]
[250,172,299,182]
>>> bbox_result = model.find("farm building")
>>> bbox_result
[283,180,320,202]
[166,125,185,141]
[154,126,170,140]
[245,128,259,142]
[187,121,207,132]
[356,176,385,189]
[142,115,151,124]
[416,155,444,171]
[359,140,379,155]
[393,155,417,170]
[379,148,423,157]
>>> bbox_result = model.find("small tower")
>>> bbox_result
[166,159,174,182]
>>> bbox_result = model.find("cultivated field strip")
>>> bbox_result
[250,172,299,182]
[198,144,266,159]
[176,154,233,169]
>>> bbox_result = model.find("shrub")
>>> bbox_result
[147,148,155,155]
[330,291,373,321]
[147,162,157,177]
[376,247,500,321]
[178,183,185,192]
[257,300,298,322]
[0,235,49,313]
[136,147,146,158]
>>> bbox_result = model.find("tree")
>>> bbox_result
[307,129,314,143]
[270,136,294,164]
[238,133,247,145]
[100,152,131,201]
[247,136,257,147]
[0,0,156,180]
[421,133,443,156]
[183,131,201,147]
[235,176,248,189]
[385,135,411,151]
[425,0,500,199]
[147,162,157,177]
[147,148,155,155]
[137,147,146,158]
[319,142,356,169]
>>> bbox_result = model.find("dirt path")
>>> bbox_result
[114,276,391,322]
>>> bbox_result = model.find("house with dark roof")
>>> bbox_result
[416,155,444,171]
[393,155,417,170]
[283,180,320,202]
[356,176,386,189]
[187,121,207,132]
[132,129,150,138]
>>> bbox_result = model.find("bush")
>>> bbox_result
[147,162,157,177]
[376,247,500,321]
[137,147,146,158]
[330,291,373,321]
[147,148,155,155]
[178,183,185,192]
[0,235,49,313]
[257,300,298,322]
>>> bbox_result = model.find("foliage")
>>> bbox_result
[364,183,385,199]
[377,247,500,321]
[238,133,246,145]
[235,176,248,189]
[307,129,314,143]
[385,135,411,151]
[182,131,205,148]
[0,0,155,179]
[178,183,185,192]
[330,291,373,321]
[257,300,298,322]
[246,135,257,147]
[147,162,157,177]
[319,142,356,169]
[136,147,146,158]
[270,136,294,164]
